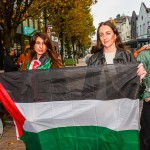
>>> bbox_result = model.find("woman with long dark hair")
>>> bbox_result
[88,21,146,80]
[21,32,64,70]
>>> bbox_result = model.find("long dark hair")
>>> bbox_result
[29,32,53,60]
[96,21,128,52]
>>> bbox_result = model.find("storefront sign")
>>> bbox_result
[22,26,35,36]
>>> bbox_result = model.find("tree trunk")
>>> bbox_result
[71,37,76,66]
[0,28,17,69]
[59,32,64,63]
[2,29,16,50]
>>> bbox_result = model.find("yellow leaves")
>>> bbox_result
[110,18,117,26]
[0,19,5,23]
[45,0,95,46]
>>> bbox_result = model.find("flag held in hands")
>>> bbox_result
[0,64,140,150]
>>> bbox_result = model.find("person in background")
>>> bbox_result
[17,44,31,71]
[87,20,146,81]
[134,44,150,58]
[17,44,30,65]
[137,48,150,150]
[85,46,97,64]
[21,32,64,70]
[3,47,21,72]
[14,49,20,62]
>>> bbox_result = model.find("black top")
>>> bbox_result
[88,48,137,66]
[3,54,20,72]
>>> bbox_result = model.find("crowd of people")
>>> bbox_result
[1,21,150,149]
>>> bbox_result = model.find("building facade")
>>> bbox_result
[114,2,150,51]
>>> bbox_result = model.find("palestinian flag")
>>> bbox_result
[0,64,140,150]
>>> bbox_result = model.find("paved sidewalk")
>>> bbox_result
[0,124,26,149]
[76,58,86,66]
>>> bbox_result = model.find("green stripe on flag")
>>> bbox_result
[21,126,139,150]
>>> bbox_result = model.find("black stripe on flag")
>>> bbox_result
[0,64,140,103]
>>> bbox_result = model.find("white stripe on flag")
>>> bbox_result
[16,98,139,133]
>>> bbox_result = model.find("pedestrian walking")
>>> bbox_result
[87,20,146,80]
[85,46,97,64]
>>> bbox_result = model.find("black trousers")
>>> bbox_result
[140,101,150,150]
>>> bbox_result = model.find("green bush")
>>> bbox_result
[64,58,75,66]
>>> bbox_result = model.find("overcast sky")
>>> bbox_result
[91,0,150,29]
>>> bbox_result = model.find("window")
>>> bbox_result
[141,16,143,20]
[29,19,33,28]
[143,23,145,34]
[136,27,138,37]
[147,21,150,34]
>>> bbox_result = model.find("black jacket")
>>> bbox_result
[87,48,137,66]
[3,54,20,72]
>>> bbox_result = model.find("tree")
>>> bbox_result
[48,0,96,62]
[67,6,95,55]
[0,0,55,69]
[0,0,53,50]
